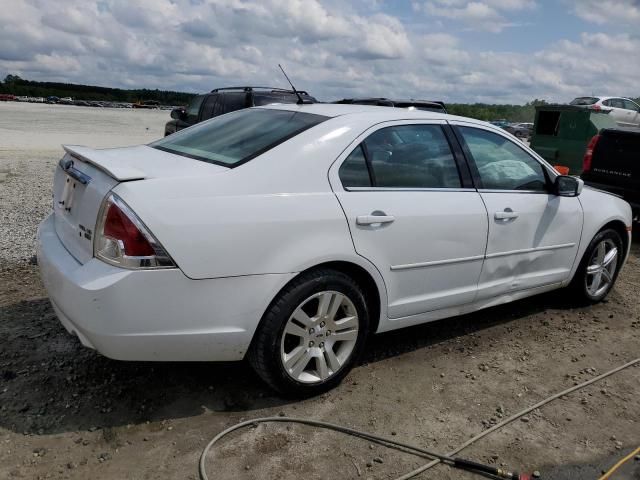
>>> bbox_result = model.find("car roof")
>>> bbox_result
[336,97,445,106]
[578,96,634,101]
[258,102,459,120]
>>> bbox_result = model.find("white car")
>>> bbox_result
[570,96,640,128]
[37,105,632,396]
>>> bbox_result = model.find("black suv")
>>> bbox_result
[164,87,317,136]
[333,97,447,114]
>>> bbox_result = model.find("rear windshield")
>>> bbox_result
[570,97,599,106]
[151,108,328,167]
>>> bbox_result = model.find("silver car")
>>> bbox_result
[570,96,640,128]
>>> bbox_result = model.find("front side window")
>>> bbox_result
[151,109,328,167]
[458,126,547,191]
[339,124,461,189]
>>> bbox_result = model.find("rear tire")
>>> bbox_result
[248,269,369,397]
[568,228,623,304]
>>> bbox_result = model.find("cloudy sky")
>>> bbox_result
[1,0,639,103]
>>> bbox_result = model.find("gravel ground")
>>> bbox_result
[0,102,167,266]
[0,103,639,480]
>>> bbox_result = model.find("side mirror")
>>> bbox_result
[170,107,186,120]
[554,175,583,197]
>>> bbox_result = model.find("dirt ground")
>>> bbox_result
[1,103,639,480]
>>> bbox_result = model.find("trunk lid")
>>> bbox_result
[53,145,228,264]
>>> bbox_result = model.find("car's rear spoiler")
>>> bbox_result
[62,145,146,181]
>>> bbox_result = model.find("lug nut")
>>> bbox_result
[326,330,331,336]
[309,341,314,347]
[319,342,324,348]
[309,328,315,334]
[320,321,326,327]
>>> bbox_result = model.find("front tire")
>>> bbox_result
[568,228,623,303]
[248,269,369,397]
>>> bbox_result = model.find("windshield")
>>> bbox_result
[570,97,599,106]
[151,108,328,167]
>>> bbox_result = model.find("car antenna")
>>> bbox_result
[278,64,308,105]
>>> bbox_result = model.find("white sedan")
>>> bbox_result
[37,104,632,396]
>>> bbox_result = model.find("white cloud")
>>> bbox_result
[0,0,638,104]
[415,0,536,32]
[570,0,640,25]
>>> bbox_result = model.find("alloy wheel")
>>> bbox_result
[280,291,359,384]
[585,239,618,297]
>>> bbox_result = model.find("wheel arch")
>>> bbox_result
[251,259,387,350]
[568,217,630,285]
[600,219,630,257]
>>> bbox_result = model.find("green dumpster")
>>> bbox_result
[530,105,617,174]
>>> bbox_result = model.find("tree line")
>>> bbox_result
[2,75,638,121]
[0,75,195,106]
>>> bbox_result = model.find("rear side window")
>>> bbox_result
[458,127,547,191]
[609,98,626,109]
[222,93,248,113]
[339,145,371,187]
[623,99,639,111]
[151,109,328,167]
[570,97,599,106]
[200,95,219,120]
[339,125,461,189]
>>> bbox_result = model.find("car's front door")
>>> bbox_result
[330,121,488,319]
[453,123,582,301]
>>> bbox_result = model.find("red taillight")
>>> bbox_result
[582,134,600,172]
[103,202,155,256]
[95,193,174,269]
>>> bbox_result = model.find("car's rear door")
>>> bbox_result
[452,122,582,300]
[329,121,488,319]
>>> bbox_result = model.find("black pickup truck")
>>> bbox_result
[581,127,640,221]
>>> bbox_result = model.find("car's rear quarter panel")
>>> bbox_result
[112,116,385,281]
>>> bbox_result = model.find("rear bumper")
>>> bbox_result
[36,214,294,361]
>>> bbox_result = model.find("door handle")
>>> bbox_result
[356,214,395,225]
[494,209,518,220]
